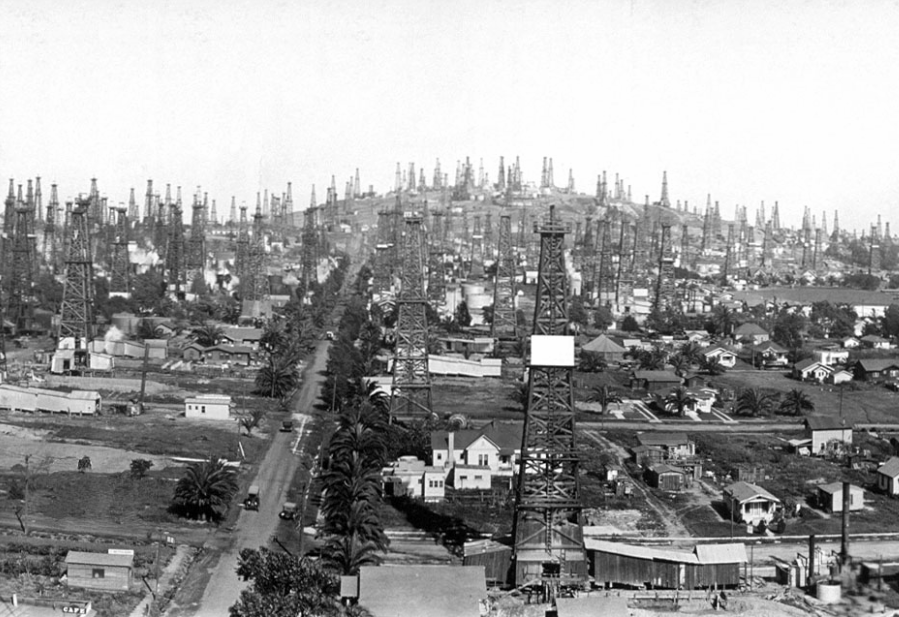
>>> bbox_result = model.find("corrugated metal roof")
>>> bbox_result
[695,543,747,564]
[584,539,698,564]
[65,551,133,568]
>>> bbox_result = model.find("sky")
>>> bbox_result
[1,0,898,231]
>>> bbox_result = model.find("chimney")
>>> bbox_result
[447,432,455,467]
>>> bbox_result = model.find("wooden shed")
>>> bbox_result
[687,543,746,588]
[587,539,694,589]
[64,550,133,592]
[645,464,686,492]
[463,539,512,586]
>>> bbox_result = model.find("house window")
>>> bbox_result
[475,475,483,480]
[460,475,468,480]
[201,406,206,414]
[92,568,105,578]
[478,454,489,466]
[436,453,442,460]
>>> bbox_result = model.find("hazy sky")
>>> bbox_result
[1,0,897,230]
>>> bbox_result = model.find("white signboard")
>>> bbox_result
[530,335,575,367]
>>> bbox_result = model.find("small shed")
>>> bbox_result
[144,339,169,360]
[817,482,864,512]
[877,457,899,496]
[184,395,232,420]
[64,551,133,592]
[645,464,686,492]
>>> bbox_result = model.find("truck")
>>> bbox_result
[244,485,260,511]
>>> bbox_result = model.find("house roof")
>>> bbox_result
[650,464,685,476]
[856,359,899,372]
[583,539,697,564]
[878,457,899,478]
[818,482,862,495]
[750,341,788,353]
[430,422,522,454]
[734,323,768,336]
[582,334,627,354]
[724,481,781,504]
[794,358,830,372]
[221,326,264,341]
[806,416,850,431]
[861,334,891,343]
[632,370,682,383]
[65,551,133,568]
[637,432,690,448]
[206,344,254,355]
[358,565,486,617]
[695,543,747,564]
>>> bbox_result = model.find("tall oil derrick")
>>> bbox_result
[33,178,42,224]
[301,208,318,290]
[245,206,269,301]
[541,157,549,188]
[144,180,154,225]
[109,207,131,298]
[701,201,712,252]
[8,196,36,332]
[394,162,402,193]
[513,205,584,591]
[59,199,94,369]
[800,226,811,269]
[581,216,595,296]
[491,214,517,341]
[88,178,101,223]
[123,188,136,222]
[470,215,485,279]
[389,216,433,418]
[427,211,446,307]
[869,237,881,275]
[517,209,528,261]
[209,199,218,227]
[566,169,575,193]
[166,200,185,296]
[832,210,840,242]
[284,182,293,227]
[433,159,442,190]
[772,201,781,231]
[497,156,506,192]
[43,184,59,273]
[484,213,494,263]
[654,223,676,311]
[155,185,170,256]
[477,159,485,188]
[761,220,773,268]
[271,192,284,241]
[723,223,736,282]
[372,210,394,296]
[594,217,617,307]
[616,222,634,306]
[510,156,522,192]
[187,193,206,292]
[659,171,670,207]
[572,222,583,270]
[812,228,823,270]
[407,163,416,192]
[757,201,766,228]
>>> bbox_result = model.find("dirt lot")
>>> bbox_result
[431,376,520,420]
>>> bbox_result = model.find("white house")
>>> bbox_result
[723,481,781,525]
[792,359,833,383]
[449,465,492,490]
[431,421,522,477]
[813,347,850,366]
[829,369,853,385]
[382,457,445,502]
[841,336,860,349]
[877,457,899,497]
[701,346,737,369]
[184,395,233,420]
[816,482,864,513]
[805,417,853,455]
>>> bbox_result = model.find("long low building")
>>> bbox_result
[0,385,101,415]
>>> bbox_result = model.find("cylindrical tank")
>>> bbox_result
[816,583,841,604]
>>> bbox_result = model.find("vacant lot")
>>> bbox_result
[431,376,519,420]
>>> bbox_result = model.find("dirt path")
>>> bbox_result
[163,340,331,617]
[582,430,691,538]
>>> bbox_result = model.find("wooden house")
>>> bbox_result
[805,417,852,455]
[645,464,686,491]
[816,482,864,512]
[877,457,899,496]
[854,359,899,382]
[64,551,133,592]
[629,370,682,393]
[701,346,737,368]
[184,395,232,420]
[792,359,833,383]
[723,481,781,525]
[861,334,893,350]
[734,322,770,345]
[813,346,850,366]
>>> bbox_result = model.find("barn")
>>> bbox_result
[0,385,101,415]
[64,551,133,592]
[645,464,686,491]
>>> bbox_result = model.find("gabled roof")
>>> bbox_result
[734,322,768,336]
[724,481,781,504]
[649,464,684,475]
[856,359,899,372]
[702,345,734,358]
[817,482,862,494]
[430,422,523,454]
[794,358,831,372]
[206,344,254,355]
[805,416,850,431]
[221,326,264,341]
[358,565,486,617]
[878,457,899,478]
[861,334,891,343]
[582,334,627,354]
[65,551,133,568]
[632,370,682,383]
[583,539,697,564]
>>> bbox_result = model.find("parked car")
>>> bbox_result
[279,502,297,520]
[280,420,295,432]
[244,485,260,511]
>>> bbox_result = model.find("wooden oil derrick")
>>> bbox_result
[680,224,690,271]
[373,209,394,296]
[596,218,615,307]
[88,178,101,224]
[427,211,446,308]
[616,222,634,306]
[761,220,772,268]
[155,185,170,257]
[869,236,881,275]
[59,199,94,370]
[772,201,781,231]
[143,180,154,225]
[513,205,585,593]
[165,197,185,297]
[813,228,823,271]
[284,182,293,228]
[109,207,131,298]
[389,216,433,418]
[723,223,735,282]
[484,213,494,263]
[245,205,269,301]
[491,214,517,341]
[659,171,670,208]
[581,216,595,297]
[187,193,206,293]
[43,184,60,274]
[470,214,485,279]
[433,159,443,191]
[496,156,506,192]
[301,207,318,290]
[701,197,713,252]
[654,223,675,311]
[8,196,36,332]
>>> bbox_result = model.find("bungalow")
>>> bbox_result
[184,395,232,420]
[829,369,854,385]
[748,341,789,368]
[853,359,899,382]
[635,432,696,461]
[630,370,683,393]
[861,334,893,350]
[813,346,850,366]
[877,457,899,497]
[182,342,206,362]
[792,359,833,383]
[734,322,770,345]
[805,417,852,455]
[685,387,717,414]
[841,336,860,349]
[220,326,264,349]
[701,346,737,369]
[645,464,686,492]
[65,551,133,592]
[382,457,446,502]
[205,344,253,366]
[723,481,782,526]
[816,482,864,513]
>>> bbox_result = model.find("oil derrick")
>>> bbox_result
[144,180,154,225]
[580,216,595,296]
[284,182,294,226]
[566,169,575,193]
[155,185,170,255]
[772,201,781,231]
[757,201,766,229]
[510,156,522,192]
[109,207,131,298]
[869,237,881,274]
[761,220,773,268]
[701,202,712,252]
[58,199,94,369]
[407,163,416,192]
[659,171,670,207]
[88,178,101,223]
[187,193,206,293]
[245,206,269,301]
[712,201,722,239]
[723,223,735,282]
[491,214,517,341]
[573,222,583,270]
[513,205,584,591]
[301,207,318,290]
[44,184,59,273]
[354,169,361,198]
[236,204,251,290]
[680,224,690,268]
[547,158,554,187]
[813,228,823,270]
[497,156,506,192]
[801,226,811,269]
[832,210,840,242]
[8,197,36,332]
[484,213,494,263]
[372,210,393,295]
[427,211,445,307]
[4,180,15,238]
[654,224,676,311]
[470,215,485,279]
[271,191,284,240]
[616,222,634,306]
[433,159,442,190]
[389,216,433,418]
[595,218,615,307]
[165,200,185,296]
[394,163,402,193]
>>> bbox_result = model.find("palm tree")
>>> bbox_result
[734,388,777,417]
[255,349,300,398]
[698,355,726,376]
[668,354,691,377]
[679,341,703,365]
[192,321,224,347]
[171,456,238,522]
[779,388,815,416]
[329,404,387,469]
[665,387,698,417]
[711,306,735,338]
[587,385,622,417]
[322,531,382,575]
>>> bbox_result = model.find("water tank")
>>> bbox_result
[816,583,841,604]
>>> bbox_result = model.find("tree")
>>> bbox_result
[578,353,607,373]
[587,385,622,417]
[569,296,589,332]
[136,319,157,341]
[130,459,153,479]
[593,306,614,331]
[779,388,815,417]
[131,270,167,314]
[734,388,777,417]
[77,456,91,473]
[256,350,300,399]
[454,300,472,328]
[668,354,691,377]
[481,304,494,326]
[230,548,366,617]
[171,456,238,522]
[621,315,640,332]
[240,407,267,436]
[698,355,726,376]
[883,304,899,340]
[772,311,807,350]
[322,529,382,575]
[508,382,529,412]
[665,387,697,417]
[710,306,735,337]
[192,321,224,347]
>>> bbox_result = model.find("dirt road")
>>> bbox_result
[165,340,331,617]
